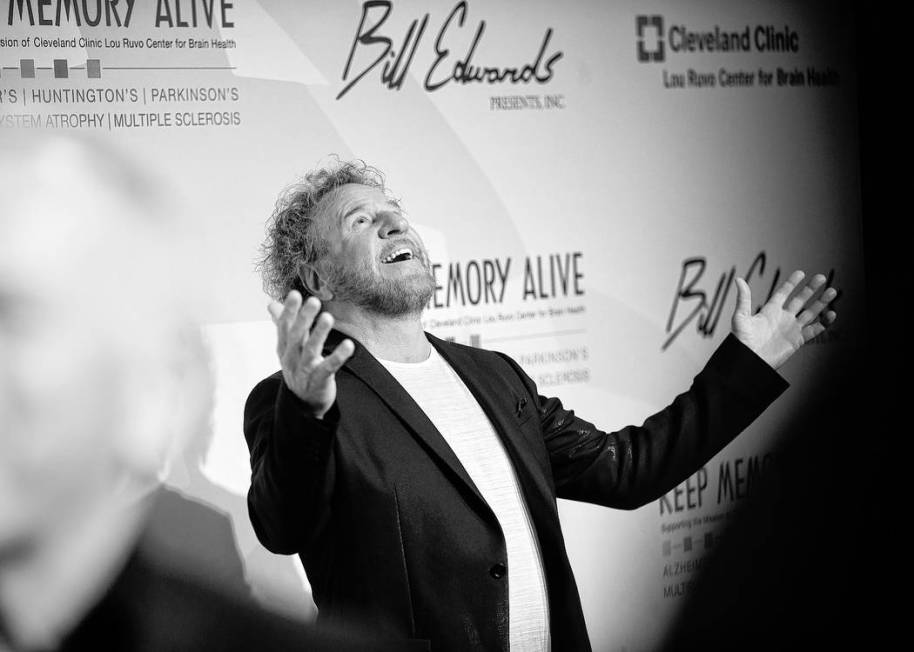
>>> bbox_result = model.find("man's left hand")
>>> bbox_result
[732,270,838,369]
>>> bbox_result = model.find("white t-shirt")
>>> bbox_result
[378,346,550,652]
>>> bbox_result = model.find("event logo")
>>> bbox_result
[337,0,563,99]
[664,252,775,350]
[6,0,235,28]
[635,14,799,63]
[663,252,837,350]
[427,252,584,309]
[7,0,135,26]
[636,15,665,63]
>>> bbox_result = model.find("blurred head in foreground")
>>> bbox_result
[0,135,410,652]
[0,132,208,648]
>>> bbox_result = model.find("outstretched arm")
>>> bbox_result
[539,270,837,507]
[245,292,354,554]
[731,270,838,369]
[538,333,788,508]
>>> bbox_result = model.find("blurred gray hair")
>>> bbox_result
[0,132,211,481]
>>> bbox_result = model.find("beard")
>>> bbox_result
[325,253,435,317]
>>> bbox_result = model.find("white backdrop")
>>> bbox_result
[2,1,862,649]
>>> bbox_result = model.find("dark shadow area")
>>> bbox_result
[663,3,901,648]
[663,368,881,649]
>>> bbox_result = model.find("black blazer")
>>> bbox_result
[244,332,787,651]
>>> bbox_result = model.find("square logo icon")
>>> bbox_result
[636,15,665,63]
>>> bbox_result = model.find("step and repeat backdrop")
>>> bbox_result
[2,1,863,649]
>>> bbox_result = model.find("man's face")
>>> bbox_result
[313,183,435,316]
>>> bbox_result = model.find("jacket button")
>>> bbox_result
[489,563,506,579]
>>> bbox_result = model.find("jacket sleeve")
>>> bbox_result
[508,334,789,509]
[243,374,338,555]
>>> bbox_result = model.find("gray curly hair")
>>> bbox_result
[257,157,387,301]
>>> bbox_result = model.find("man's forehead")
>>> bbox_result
[318,183,399,220]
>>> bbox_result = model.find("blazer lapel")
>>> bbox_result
[430,335,561,523]
[325,329,494,520]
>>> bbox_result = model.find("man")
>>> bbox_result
[245,159,837,650]
[0,137,402,652]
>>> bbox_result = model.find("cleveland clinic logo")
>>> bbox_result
[635,14,800,63]
[636,15,665,62]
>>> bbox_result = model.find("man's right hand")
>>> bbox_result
[268,291,355,419]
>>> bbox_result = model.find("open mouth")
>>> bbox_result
[381,247,414,264]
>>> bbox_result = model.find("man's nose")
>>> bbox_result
[378,212,409,237]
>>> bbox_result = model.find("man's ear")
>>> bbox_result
[298,262,334,301]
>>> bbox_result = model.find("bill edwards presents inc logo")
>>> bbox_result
[636,14,799,63]
[337,0,564,99]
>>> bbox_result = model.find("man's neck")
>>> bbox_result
[328,303,430,362]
